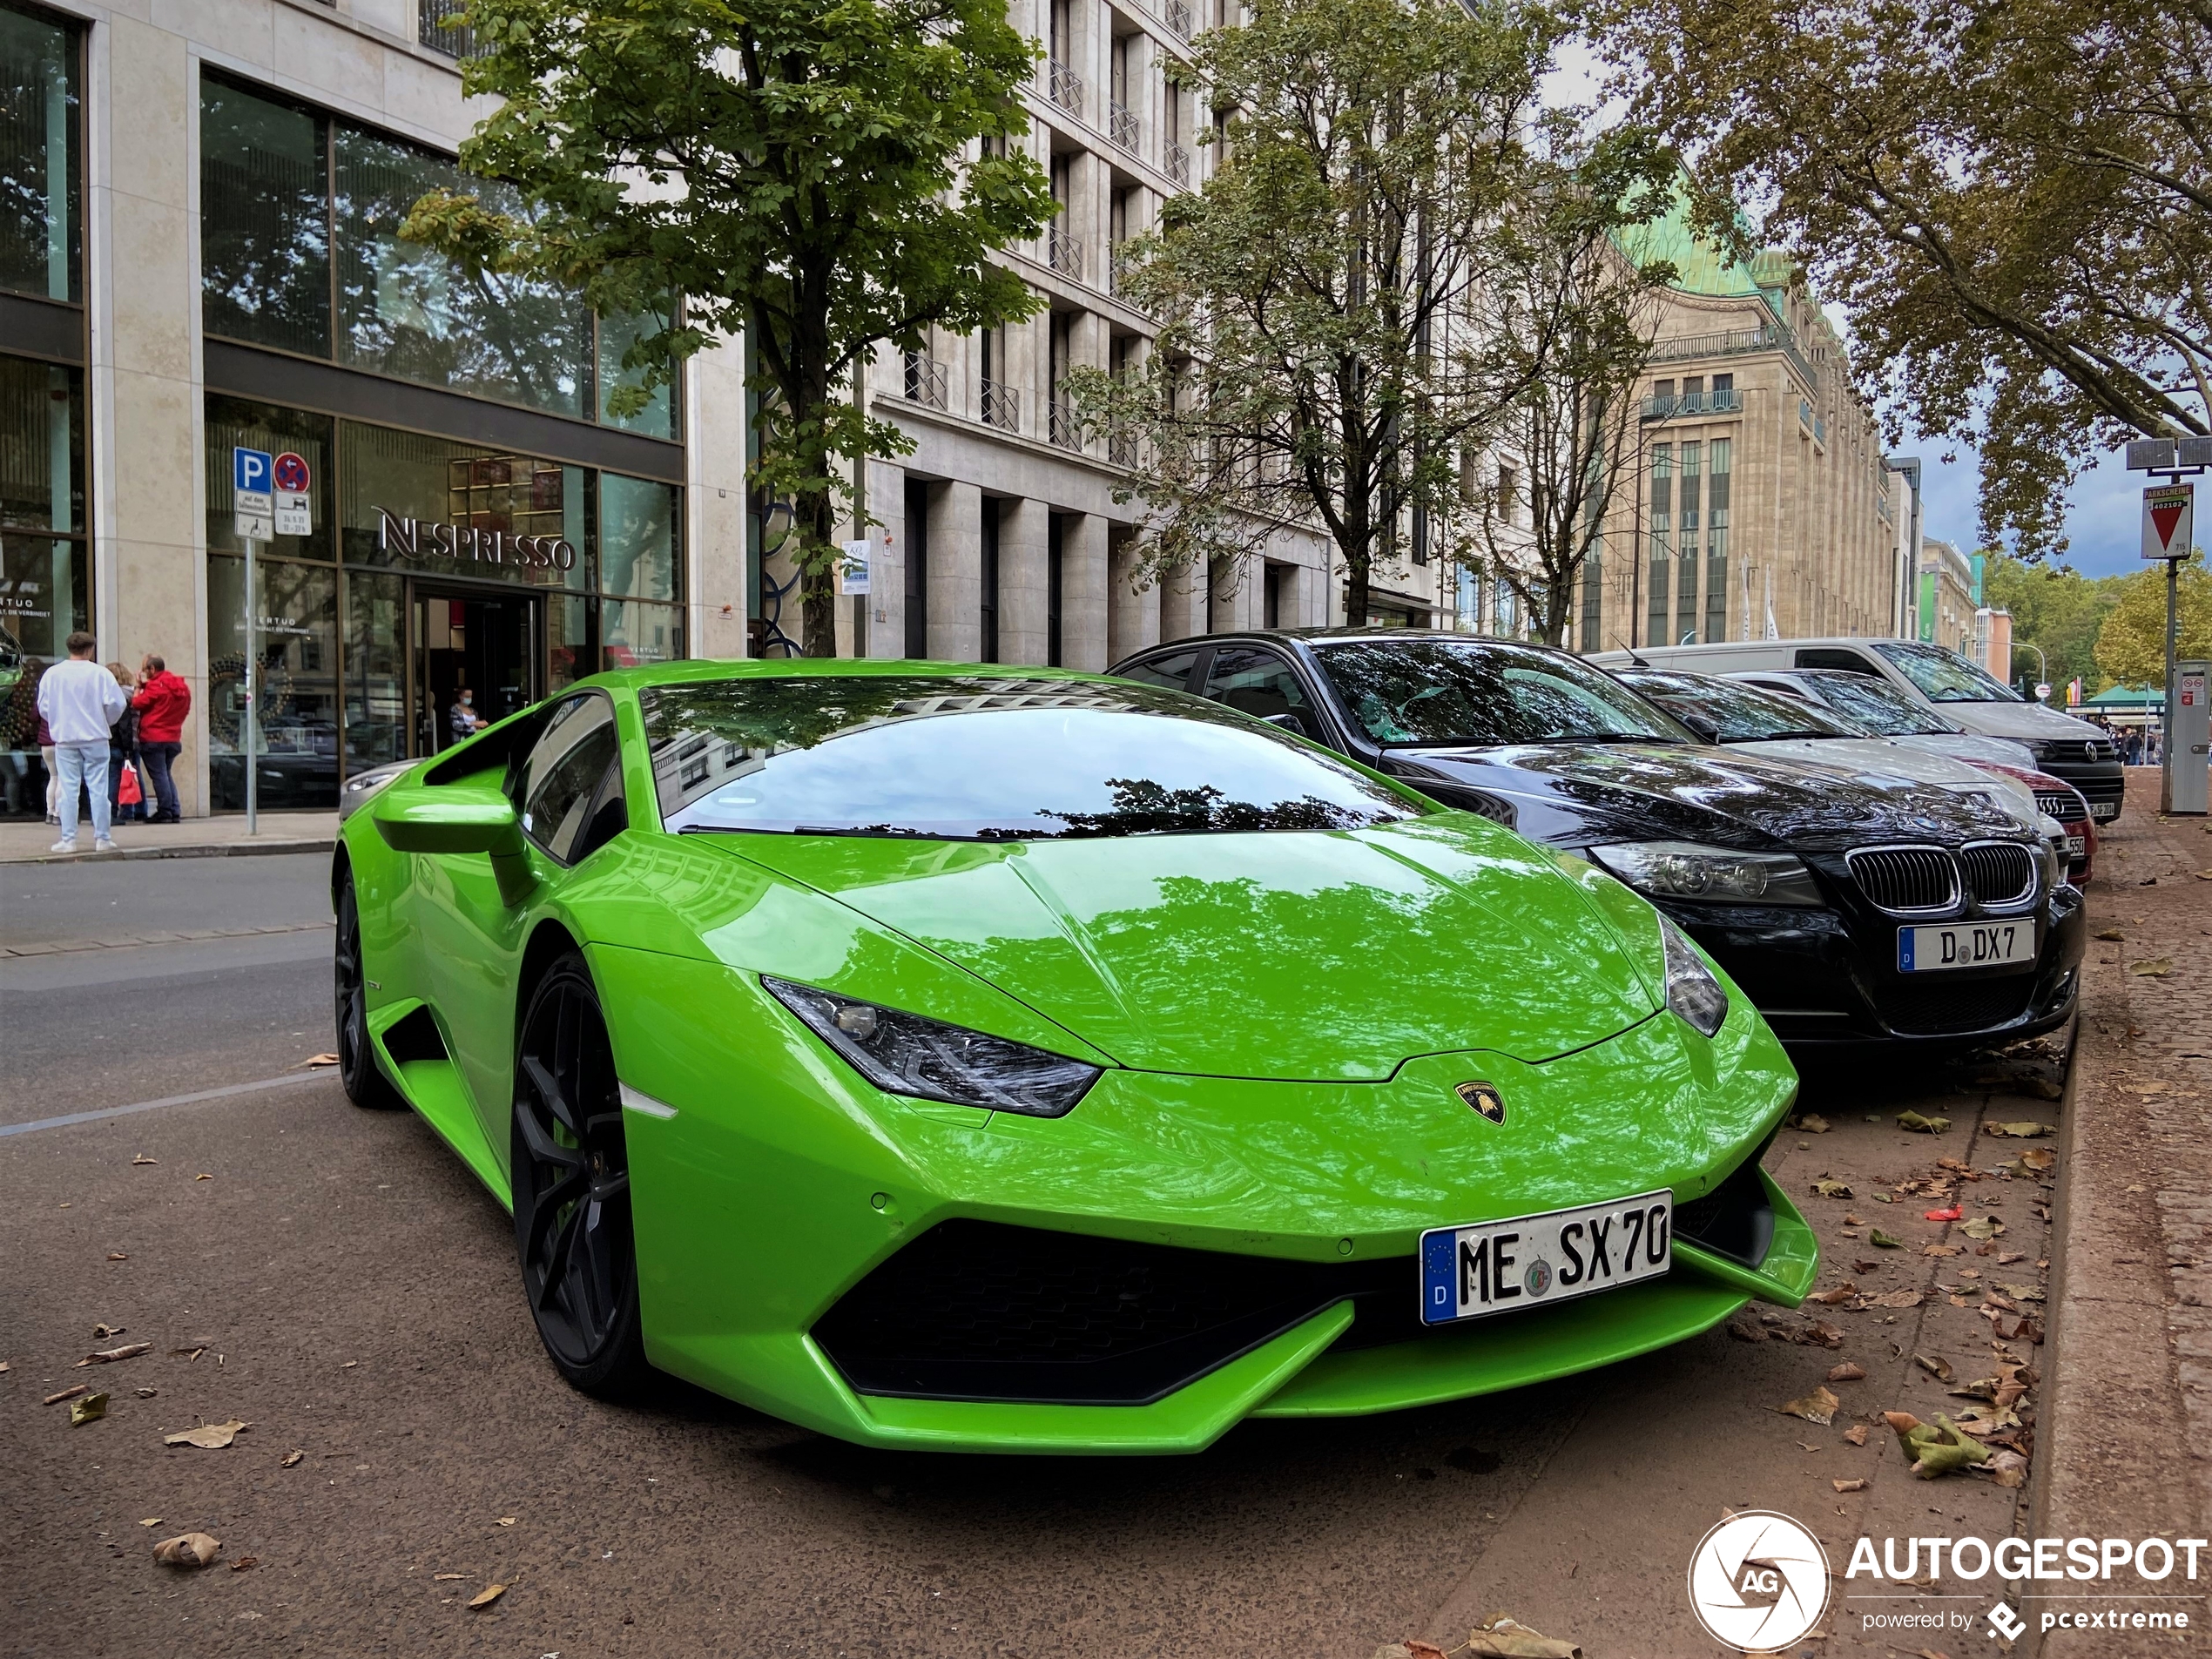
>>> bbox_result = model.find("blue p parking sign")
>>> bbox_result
[234,447,272,495]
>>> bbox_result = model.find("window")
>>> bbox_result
[1495,466,1516,527]
[1115,648,1200,691]
[1312,639,1692,747]
[1705,439,1730,644]
[642,676,1420,840]
[1871,640,2022,704]
[199,78,329,355]
[1619,671,1862,743]
[1793,646,1879,676]
[516,691,623,862]
[1,2,79,302]
[1203,647,1316,735]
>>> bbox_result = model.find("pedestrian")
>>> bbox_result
[132,651,191,824]
[105,663,145,824]
[449,684,486,745]
[37,705,58,825]
[34,631,128,853]
[2125,727,2143,765]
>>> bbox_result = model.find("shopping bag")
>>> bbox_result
[118,759,143,806]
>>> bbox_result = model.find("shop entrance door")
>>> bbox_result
[410,586,540,756]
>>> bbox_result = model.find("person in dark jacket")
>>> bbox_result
[105,663,145,822]
[132,652,191,824]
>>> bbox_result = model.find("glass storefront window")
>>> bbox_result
[1,354,82,531]
[597,307,678,440]
[205,395,334,561]
[334,127,590,420]
[343,567,406,773]
[199,78,330,358]
[601,599,681,672]
[599,473,678,603]
[206,555,340,811]
[0,3,78,303]
[548,591,593,694]
[339,421,590,592]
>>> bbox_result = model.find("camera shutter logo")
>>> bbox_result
[1685,1510,1830,1650]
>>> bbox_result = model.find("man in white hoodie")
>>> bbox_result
[36,631,131,853]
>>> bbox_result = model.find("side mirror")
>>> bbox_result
[1261,711,1313,738]
[371,785,536,907]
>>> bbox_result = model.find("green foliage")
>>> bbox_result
[1981,554,2122,694]
[2094,552,2212,688]
[1588,0,2212,559]
[401,0,1055,653]
[1068,0,1559,623]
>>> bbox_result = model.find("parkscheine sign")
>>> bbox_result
[374,506,578,573]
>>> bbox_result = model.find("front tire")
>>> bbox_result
[512,952,649,1397]
[334,869,401,1110]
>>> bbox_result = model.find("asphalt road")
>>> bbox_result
[0,852,2076,1658]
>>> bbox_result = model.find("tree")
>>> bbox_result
[1981,553,2122,694]
[1071,0,1555,624]
[2094,552,2212,687]
[1587,0,2212,558]
[1456,125,1677,645]
[401,0,1055,655]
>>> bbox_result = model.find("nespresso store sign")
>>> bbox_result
[374,507,578,572]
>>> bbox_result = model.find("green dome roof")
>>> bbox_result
[1616,185,1788,320]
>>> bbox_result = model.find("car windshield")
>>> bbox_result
[640,674,1427,840]
[1311,638,1692,747]
[1873,640,2023,703]
[1796,671,1958,736]
[1620,672,1870,742]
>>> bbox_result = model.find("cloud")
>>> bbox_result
[1905,436,2143,577]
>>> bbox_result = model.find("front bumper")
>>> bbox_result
[2039,755,2124,822]
[597,944,1805,1453]
[1663,880,2084,1050]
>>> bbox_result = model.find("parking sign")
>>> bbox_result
[233,446,273,542]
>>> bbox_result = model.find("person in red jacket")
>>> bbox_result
[132,652,191,823]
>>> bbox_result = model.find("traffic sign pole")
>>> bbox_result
[233,447,273,837]
[245,533,258,836]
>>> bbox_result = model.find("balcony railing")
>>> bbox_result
[1109,428,1140,468]
[1109,99,1140,153]
[1639,388,1743,421]
[1651,320,1819,393]
[1162,0,1193,37]
[981,377,1020,432]
[1049,396,1083,450]
[1164,141,1191,188]
[1048,224,1084,281]
[903,350,949,411]
[418,0,479,57]
[1046,58,1084,118]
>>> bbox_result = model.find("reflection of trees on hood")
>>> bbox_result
[1018,779,1396,839]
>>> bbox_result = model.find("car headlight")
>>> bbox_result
[1659,914,1729,1038]
[764,977,1101,1117]
[1587,840,1823,905]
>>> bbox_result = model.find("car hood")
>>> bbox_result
[1723,738,2039,825]
[722,819,1661,1080]
[1892,732,2040,771]
[1941,699,2107,743]
[1396,741,2009,852]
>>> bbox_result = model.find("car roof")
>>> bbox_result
[564,658,1126,695]
[1125,628,1583,658]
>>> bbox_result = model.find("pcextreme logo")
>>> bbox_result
[1686,1510,1831,1651]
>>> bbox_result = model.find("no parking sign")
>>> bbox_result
[273,450,313,536]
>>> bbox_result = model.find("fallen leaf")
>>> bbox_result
[281,1450,304,1468]
[106,1252,127,1262]
[1797,1114,1831,1133]
[1987,1122,2054,1139]
[1987,1449,2030,1489]
[2130,958,2174,978]
[1404,1642,1450,1659]
[1827,1362,1867,1382]
[434,1573,471,1581]
[1778,1385,1842,1426]
[170,1347,205,1362]
[467,1583,508,1609]
[1915,1352,1956,1382]
[139,1518,162,1527]
[153,1532,221,1568]
[1725,1318,1766,1341]
[302,1053,341,1068]
[1888,1412,1993,1478]
[2094,927,2126,941]
[1897,1111,1952,1134]
[1811,1178,1854,1198]
[1871,1230,1905,1249]
[1961,1216,2007,1240]
[165,1420,248,1450]
[229,1555,259,1572]
[91,1324,125,1339]
[1832,1477,1868,1493]
[1925,1243,1963,1257]
[1853,1258,1881,1273]
[194,1172,212,1181]
[1805,1284,1858,1305]
[1925,1205,1964,1222]
[1844,1424,1870,1446]
[1794,1320,1845,1348]
[1999,1250,2031,1264]
[1998,1282,2047,1302]
[1465,1615,1581,1659]
[44,1385,87,1406]
[1868,1288,1925,1308]
[75,1342,152,1367]
[496,1517,517,1527]
[132,1155,156,1166]
[70,1393,107,1425]
[1844,1211,1865,1225]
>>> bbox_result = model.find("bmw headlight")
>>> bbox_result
[764,977,1101,1117]
[1659,915,1730,1038]
[1588,840,1822,905]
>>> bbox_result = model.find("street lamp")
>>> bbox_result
[2012,641,2046,699]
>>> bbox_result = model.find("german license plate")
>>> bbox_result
[1420,1191,1671,1325]
[1896,920,2034,972]
[2091,801,2121,822]
[2065,834,2086,858]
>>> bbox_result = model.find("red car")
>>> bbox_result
[1970,763,2095,884]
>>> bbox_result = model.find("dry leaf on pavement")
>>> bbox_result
[131,1155,156,1166]
[496,1516,517,1527]
[434,1573,470,1581]
[1466,1615,1581,1659]
[1806,1283,1858,1305]
[91,1324,125,1339]
[70,1393,108,1425]
[1915,1353,1956,1382]
[154,1533,221,1568]
[76,1342,151,1367]
[229,1556,259,1572]
[302,1053,341,1068]
[281,1450,304,1467]
[1897,1111,1952,1133]
[1828,1362,1867,1382]
[44,1385,86,1406]
[164,1420,248,1449]
[1794,1321,1845,1348]
[1811,1178,1854,1198]
[2094,927,2125,941]
[466,1583,508,1609]
[1844,1424,1870,1446]
[1401,1642,1449,1659]
[138,1518,162,1527]
[1778,1385,1842,1426]
[1869,1288,1925,1308]
[1925,1244,1962,1257]
[2130,959,2175,977]
[1832,1478,1868,1493]
[1870,1230,1905,1249]
[1961,1216,2007,1239]
[106,1252,127,1261]
[1987,1450,2030,1488]
[1987,1122,2054,1138]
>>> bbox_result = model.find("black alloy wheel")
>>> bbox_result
[334,869,401,1110]
[512,952,648,1396]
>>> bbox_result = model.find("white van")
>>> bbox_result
[1588,637,2125,821]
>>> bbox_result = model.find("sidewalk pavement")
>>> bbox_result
[2033,775,2212,1655]
[0,809,338,864]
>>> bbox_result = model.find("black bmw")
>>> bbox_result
[1110,630,2084,1051]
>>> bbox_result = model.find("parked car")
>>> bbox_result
[1721,667,2037,773]
[1587,637,2124,824]
[1110,631,2084,1053]
[334,662,1815,1450]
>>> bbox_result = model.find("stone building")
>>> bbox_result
[1918,536,1979,655]
[1575,203,1905,652]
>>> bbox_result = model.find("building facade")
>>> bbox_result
[1577,206,1904,653]
[0,0,747,819]
[1918,536,1979,655]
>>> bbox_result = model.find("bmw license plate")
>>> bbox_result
[1420,1191,1671,1325]
[1896,920,2034,972]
